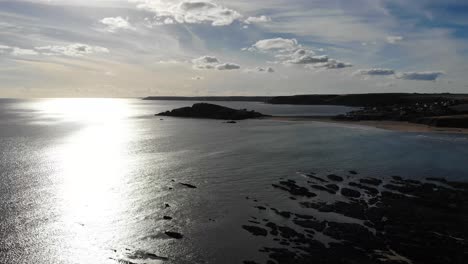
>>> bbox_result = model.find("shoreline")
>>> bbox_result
[267,116,468,134]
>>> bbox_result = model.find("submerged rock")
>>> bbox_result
[179,182,197,189]
[241,172,468,264]
[156,103,268,120]
[242,225,268,236]
[340,188,361,198]
[165,231,183,239]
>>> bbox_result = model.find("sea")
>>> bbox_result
[1,98,467,264]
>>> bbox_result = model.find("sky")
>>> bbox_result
[0,0,467,97]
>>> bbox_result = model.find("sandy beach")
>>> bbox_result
[268,116,468,134]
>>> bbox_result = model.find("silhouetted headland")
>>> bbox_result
[148,93,468,130]
[144,96,271,102]
[156,103,268,120]
[267,93,468,106]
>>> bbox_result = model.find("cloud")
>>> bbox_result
[35,43,109,57]
[192,55,240,70]
[12,47,39,56]
[355,69,444,81]
[244,15,271,24]
[100,17,135,32]
[312,60,352,69]
[247,38,299,52]
[132,0,242,26]
[356,68,395,76]
[245,66,275,73]
[192,55,219,69]
[396,71,444,81]
[216,63,240,70]
[286,55,328,64]
[246,38,351,70]
[164,18,175,24]
[386,35,404,44]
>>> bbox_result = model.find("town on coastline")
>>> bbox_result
[146,93,468,129]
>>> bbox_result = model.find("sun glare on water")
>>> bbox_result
[36,98,133,123]
[38,99,137,259]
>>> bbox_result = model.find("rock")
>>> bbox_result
[349,182,379,195]
[127,250,169,261]
[163,216,173,220]
[165,231,183,239]
[310,184,336,194]
[427,177,447,183]
[349,170,358,175]
[242,225,268,236]
[244,172,468,264]
[359,178,382,186]
[327,174,344,182]
[179,182,197,188]
[325,184,340,191]
[272,180,316,198]
[340,188,361,198]
[156,103,268,120]
[271,208,292,218]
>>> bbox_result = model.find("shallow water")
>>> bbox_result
[1,98,467,264]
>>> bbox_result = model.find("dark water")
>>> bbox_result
[0,98,467,264]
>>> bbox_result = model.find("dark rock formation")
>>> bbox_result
[341,188,361,198]
[241,171,468,264]
[242,225,268,236]
[156,103,268,120]
[165,231,183,239]
[179,182,197,189]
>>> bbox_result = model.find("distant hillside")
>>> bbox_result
[143,96,271,102]
[268,93,468,107]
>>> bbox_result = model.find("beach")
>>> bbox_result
[268,116,468,134]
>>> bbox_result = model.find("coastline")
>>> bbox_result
[267,116,468,134]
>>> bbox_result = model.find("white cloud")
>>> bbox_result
[192,55,219,69]
[286,55,328,64]
[245,66,275,73]
[0,45,11,50]
[35,43,109,57]
[396,71,444,81]
[247,38,350,70]
[356,68,395,76]
[132,0,242,26]
[386,35,404,44]
[244,15,271,24]
[192,55,240,70]
[164,18,175,24]
[12,47,39,56]
[216,63,240,70]
[100,17,135,32]
[248,38,299,52]
[312,59,352,69]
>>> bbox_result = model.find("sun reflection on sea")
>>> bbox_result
[40,99,136,262]
[35,98,133,123]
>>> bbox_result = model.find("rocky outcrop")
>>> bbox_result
[156,103,268,120]
[241,171,468,264]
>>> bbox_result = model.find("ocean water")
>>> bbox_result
[1,98,467,264]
